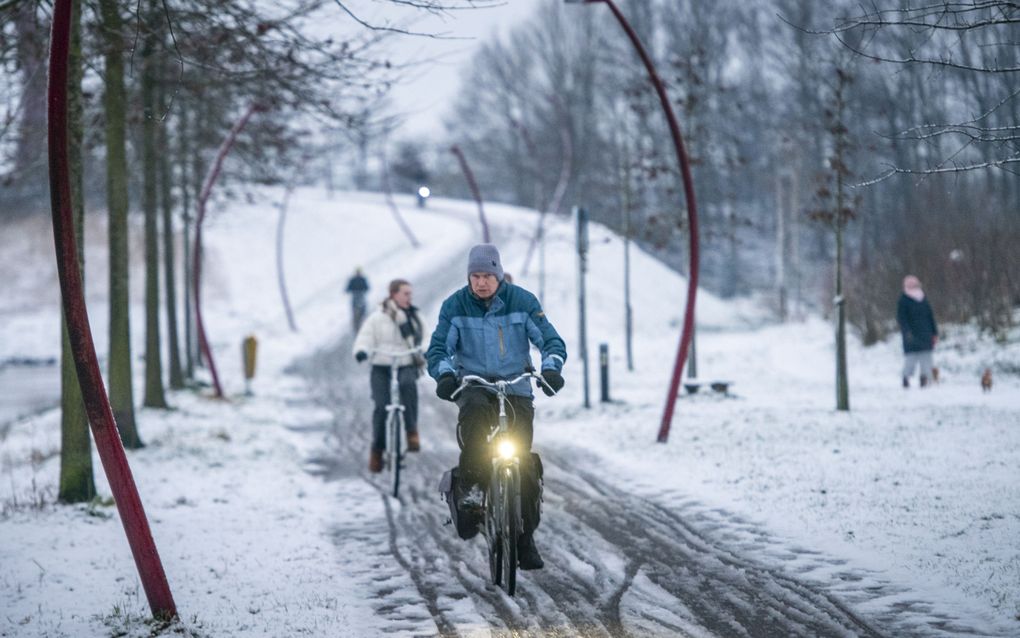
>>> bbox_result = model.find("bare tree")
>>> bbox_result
[831,1,1020,178]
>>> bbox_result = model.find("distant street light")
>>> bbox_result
[565,0,701,444]
[416,185,431,208]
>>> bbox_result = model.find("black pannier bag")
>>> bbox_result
[439,467,482,540]
[439,453,544,540]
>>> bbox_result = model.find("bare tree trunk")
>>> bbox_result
[160,84,184,389]
[12,4,48,200]
[59,0,95,503]
[177,105,194,380]
[789,156,802,319]
[141,2,167,409]
[190,110,206,370]
[775,171,788,321]
[834,72,850,413]
[98,0,142,446]
[835,214,849,411]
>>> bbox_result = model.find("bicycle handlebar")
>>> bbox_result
[369,347,422,359]
[451,370,556,399]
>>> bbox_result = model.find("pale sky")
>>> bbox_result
[381,0,543,138]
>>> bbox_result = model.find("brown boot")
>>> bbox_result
[368,449,383,473]
[407,431,420,452]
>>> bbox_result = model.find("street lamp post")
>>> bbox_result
[565,0,701,443]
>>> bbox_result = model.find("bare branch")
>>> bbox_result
[332,0,469,39]
[833,31,1020,72]
[857,155,1020,186]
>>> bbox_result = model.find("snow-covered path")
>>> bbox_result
[299,330,893,637]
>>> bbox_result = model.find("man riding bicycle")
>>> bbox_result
[427,244,566,570]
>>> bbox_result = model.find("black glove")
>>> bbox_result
[541,369,564,396]
[355,351,368,363]
[436,374,459,401]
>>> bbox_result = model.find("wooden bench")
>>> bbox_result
[682,379,733,396]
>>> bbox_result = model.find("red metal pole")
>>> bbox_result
[575,0,700,443]
[192,102,260,398]
[48,0,176,618]
[450,144,491,243]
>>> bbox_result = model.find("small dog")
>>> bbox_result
[981,368,993,393]
[931,367,940,384]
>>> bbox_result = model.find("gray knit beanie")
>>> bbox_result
[466,243,504,281]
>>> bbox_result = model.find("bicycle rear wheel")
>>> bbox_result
[500,466,521,596]
[389,412,403,498]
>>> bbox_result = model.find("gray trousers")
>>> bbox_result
[902,350,934,379]
[370,365,418,451]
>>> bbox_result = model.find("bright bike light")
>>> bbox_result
[497,440,515,459]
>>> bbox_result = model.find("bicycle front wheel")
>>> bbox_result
[486,478,502,587]
[500,465,521,596]
[389,412,403,498]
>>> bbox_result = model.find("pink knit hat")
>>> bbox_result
[903,275,924,301]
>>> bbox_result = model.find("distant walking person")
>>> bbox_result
[897,275,939,388]
[346,268,370,332]
[353,279,427,472]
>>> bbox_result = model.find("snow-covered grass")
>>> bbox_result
[1,186,1018,636]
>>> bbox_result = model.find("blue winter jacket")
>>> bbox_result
[427,282,567,397]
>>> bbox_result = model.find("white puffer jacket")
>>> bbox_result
[352,299,427,367]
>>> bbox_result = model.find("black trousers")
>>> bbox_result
[370,365,418,451]
[456,387,542,534]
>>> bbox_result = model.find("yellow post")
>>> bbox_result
[242,335,257,395]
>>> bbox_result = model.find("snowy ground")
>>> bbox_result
[1,187,1018,636]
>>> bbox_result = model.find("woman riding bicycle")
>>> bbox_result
[353,279,427,473]
[427,244,566,570]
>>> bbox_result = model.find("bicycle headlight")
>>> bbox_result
[497,440,516,460]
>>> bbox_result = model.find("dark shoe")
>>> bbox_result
[902,376,909,389]
[369,449,383,473]
[919,374,928,388]
[456,484,485,513]
[407,431,420,452]
[518,533,544,570]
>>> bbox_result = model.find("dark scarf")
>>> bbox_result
[383,299,423,347]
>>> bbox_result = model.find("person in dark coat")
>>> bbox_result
[897,275,939,388]
[345,268,370,332]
